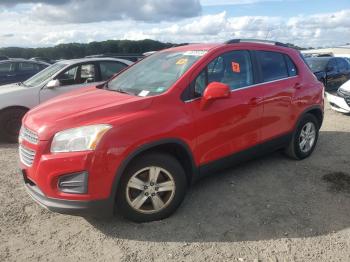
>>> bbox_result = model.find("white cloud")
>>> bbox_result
[29,0,201,23]
[0,7,349,48]
[201,0,282,6]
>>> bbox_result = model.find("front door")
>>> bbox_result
[185,50,264,166]
[39,63,99,103]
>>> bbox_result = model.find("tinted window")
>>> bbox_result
[337,58,348,71]
[0,62,15,73]
[327,59,338,72]
[19,62,41,72]
[257,51,288,82]
[193,50,254,96]
[285,55,297,77]
[306,58,330,73]
[100,61,127,81]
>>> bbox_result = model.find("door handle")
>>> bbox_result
[294,83,302,89]
[249,97,262,105]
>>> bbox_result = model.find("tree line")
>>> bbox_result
[0,39,304,60]
[0,39,177,60]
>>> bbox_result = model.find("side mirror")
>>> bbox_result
[200,82,230,109]
[46,79,60,89]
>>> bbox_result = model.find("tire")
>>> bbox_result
[285,113,319,160]
[116,152,187,222]
[0,108,27,143]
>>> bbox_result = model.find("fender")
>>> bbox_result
[108,138,198,203]
[294,105,324,131]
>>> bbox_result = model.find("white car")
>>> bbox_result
[326,80,350,114]
[0,57,132,142]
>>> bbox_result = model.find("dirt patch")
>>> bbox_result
[323,172,350,194]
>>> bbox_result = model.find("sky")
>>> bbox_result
[0,0,349,48]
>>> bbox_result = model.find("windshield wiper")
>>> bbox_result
[18,82,28,87]
[114,88,135,95]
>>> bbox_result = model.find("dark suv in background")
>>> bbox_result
[0,59,49,85]
[306,57,350,92]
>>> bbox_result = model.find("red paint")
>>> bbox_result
[20,42,324,203]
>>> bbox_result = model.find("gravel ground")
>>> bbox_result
[0,104,349,262]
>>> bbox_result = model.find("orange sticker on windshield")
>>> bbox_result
[176,58,188,65]
[231,62,240,73]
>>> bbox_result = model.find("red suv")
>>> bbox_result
[19,40,324,222]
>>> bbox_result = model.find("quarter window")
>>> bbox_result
[257,51,289,82]
[285,55,297,77]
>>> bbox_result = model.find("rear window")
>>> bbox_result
[257,51,289,82]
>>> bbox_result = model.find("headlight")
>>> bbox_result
[51,124,112,153]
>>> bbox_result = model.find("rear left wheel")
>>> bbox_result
[116,153,187,222]
[285,113,319,160]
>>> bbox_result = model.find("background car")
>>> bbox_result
[0,55,9,61]
[326,80,350,114]
[0,59,49,86]
[0,57,132,142]
[30,57,56,64]
[306,57,350,92]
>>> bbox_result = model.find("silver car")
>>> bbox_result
[0,57,133,142]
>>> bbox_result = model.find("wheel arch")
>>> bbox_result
[0,105,30,114]
[295,105,324,130]
[110,138,198,203]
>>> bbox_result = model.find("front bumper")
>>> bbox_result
[21,170,113,217]
[325,92,350,114]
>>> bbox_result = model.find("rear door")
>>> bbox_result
[185,50,264,166]
[39,62,98,103]
[17,62,42,82]
[254,50,298,142]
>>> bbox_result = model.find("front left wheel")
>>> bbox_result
[0,108,27,143]
[116,153,187,222]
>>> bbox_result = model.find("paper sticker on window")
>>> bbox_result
[231,62,240,73]
[139,90,150,97]
[176,58,188,65]
[183,50,207,56]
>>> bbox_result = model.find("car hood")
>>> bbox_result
[0,83,26,94]
[24,86,153,140]
[339,80,350,92]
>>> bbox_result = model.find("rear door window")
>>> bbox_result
[18,62,41,72]
[100,61,127,81]
[0,62,15,73]
[257,51,289,82]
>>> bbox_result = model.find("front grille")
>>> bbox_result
[19,145,36,167]
[19,126,39,144]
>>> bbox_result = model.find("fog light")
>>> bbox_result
[58,172,88,194]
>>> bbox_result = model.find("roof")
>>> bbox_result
[56,57,133,66]
[0,58,50,65]
[162,40,294,53]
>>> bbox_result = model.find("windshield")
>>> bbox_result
[305,58,329,73]
[107,50,207,96]
[23,63,67,87]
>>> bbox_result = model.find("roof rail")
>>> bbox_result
[225,39,289,47]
